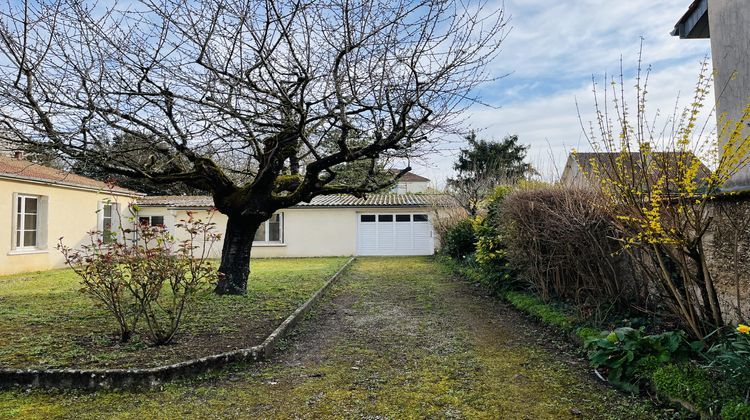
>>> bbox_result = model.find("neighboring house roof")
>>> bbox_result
[562,151,712,185]
[139,193,455,208]
[389,169,430,183]
[671,0,709,38]
[0,155,141,196]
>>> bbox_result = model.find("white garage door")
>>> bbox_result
[356,213,434,256]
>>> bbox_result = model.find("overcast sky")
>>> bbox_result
[413,0,712,187]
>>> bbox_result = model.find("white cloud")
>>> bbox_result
[412,0,713,187]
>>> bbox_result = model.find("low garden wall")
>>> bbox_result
[0,257,355,390]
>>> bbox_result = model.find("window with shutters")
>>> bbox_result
[15,195,39,249]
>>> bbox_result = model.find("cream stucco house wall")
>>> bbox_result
[137,194,452,259]
[0,155,141,275]
[1,157,450,275]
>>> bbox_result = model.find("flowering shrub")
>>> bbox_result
[580,57,750,338]
[59,208,221,345]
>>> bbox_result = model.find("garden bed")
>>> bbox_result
[0,257,349,370]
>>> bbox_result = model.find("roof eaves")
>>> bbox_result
[671,0,709,39]
[0,172,144,197]
[290,203,434,209]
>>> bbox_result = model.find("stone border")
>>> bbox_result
[0,257,355,390]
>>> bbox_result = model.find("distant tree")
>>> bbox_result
[447,133,532,215]
[70,133,205,195]
[0,0,508,295]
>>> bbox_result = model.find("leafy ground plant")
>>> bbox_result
[706,324,750,394]
[584,327,699,393]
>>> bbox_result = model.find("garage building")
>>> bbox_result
[137,194,454,258]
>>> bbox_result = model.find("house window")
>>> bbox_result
[102,203,113,243]
[98,201,121,244]
[254,213,283,244]
[413,214,429,222]
[138,216,165,227]
[15,195,38,248]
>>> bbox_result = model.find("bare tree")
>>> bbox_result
[0,0,508,294]
[446,173,498,216]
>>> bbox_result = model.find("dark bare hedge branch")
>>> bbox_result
[500,185,644,321]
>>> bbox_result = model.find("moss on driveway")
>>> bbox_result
[0,257,668,419]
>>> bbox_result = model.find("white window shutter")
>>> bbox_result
[37,196,49,249]
[112,202,121,242]
[96,201,104,234]
[10,192,18,250]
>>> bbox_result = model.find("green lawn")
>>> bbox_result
[0,257,666,419]
[0,257,349,369]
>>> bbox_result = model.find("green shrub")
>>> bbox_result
[503,291,574,331]
[584,328,698,393]
[473,186,513,279]
[721,400,750,420]
[651,363,719,414]
[441,218,476,259]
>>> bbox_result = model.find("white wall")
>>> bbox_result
[140,206,439,258]
[0,179,137,275]
[392,181,430,194]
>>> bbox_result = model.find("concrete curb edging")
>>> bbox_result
[0,257,356,390]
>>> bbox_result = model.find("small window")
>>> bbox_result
[15,195,38,248]
[395,214,410,222]
[254,213,284,243]
[139,216,165,227]
[102,203,114,243]
[268,213,281,242]
[378,214,393,222]
[413,214,429,222]
[360,215,376,222]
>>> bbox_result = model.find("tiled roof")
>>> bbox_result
[0,155,140,195]
[138,195,216,207]
[139,193,455,208]
[295,193,449,207]
[572,152,711,179]
[389,169,430,183]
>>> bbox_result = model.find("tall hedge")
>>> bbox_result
[499,186,643,318]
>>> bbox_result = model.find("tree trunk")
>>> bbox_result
[215,215,262,295]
